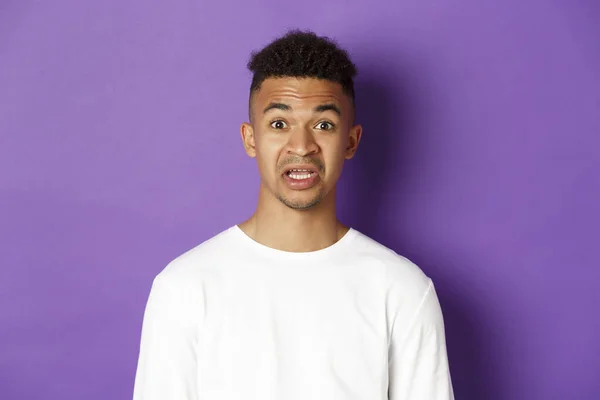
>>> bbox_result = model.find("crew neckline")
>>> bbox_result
[230,224,359,260]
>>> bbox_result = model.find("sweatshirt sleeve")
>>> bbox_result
[387,280,455,400]
[132,274,200,400]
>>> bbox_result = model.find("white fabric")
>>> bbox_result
[133,225,454,399]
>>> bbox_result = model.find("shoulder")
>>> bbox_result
[351,229,432,294]
[142,227,236,321]
[350,230,435,327]
[152,226,236,292]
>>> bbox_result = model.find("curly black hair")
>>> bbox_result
[247,30,357,103]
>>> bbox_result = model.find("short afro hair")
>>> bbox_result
[247,30,357,103]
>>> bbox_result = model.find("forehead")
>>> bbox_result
[252,77,349,110]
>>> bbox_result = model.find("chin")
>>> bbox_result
[277,193,324,210]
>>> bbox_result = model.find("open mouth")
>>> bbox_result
[285,169,318,180]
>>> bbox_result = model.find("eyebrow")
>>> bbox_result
[314,103,342,116]
[263,103,291,114]
[262,102,342,116]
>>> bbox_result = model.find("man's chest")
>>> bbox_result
[194,270,391,399]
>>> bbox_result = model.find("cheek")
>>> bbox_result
[255,135,286,173]
[324,134,349,157]
[320,137,348,175]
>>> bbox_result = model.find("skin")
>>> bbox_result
[238,77,362,252]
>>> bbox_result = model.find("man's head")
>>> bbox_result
[240,30,362,211]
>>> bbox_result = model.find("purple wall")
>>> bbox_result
[1,1,598,399]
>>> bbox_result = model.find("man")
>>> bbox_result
[133,30,454,399]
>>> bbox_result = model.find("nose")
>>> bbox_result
[286,126,319,156]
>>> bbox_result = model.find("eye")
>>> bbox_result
[270,120,288,129]
[315,121,335,131]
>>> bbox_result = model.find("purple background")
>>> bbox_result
[1,1,599,399]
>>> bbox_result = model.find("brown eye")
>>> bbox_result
[270,120,287,129]
[316,121,334,131]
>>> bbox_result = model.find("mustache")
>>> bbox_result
[279,157,324,172]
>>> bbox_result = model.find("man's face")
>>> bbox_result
[241,77,362,210]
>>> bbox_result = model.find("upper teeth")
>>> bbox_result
[288,169,314,180]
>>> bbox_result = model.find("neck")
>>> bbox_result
[238,184,349,252]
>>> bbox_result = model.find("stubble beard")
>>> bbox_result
[276,188,326,210]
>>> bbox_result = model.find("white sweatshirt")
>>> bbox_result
[133,225,454,399]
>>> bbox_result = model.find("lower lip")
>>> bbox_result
[282,172,320,190]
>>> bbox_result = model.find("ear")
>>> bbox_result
[240,122,257,158]
[345,124,362,159]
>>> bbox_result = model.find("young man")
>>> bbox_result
[133,30,454,400]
